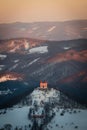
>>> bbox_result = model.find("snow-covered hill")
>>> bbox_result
[30,88,60,106]
[0,87,87,130]
[45,108,87,130]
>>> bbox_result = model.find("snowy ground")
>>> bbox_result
[0,107,87,130]
[0,107,32,129]
[45,108,87,130]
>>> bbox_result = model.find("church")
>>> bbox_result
[40,81,48,89]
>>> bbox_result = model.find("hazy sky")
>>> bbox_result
[0,0,87,23]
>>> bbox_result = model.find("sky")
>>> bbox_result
[0,0,87,23]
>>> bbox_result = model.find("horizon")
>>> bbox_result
[0,19,87,24]
[0,0,87,23]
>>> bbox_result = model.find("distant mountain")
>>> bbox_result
[0,20,87,41]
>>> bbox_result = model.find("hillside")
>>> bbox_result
[0,38,87,108]
[0,87,86,130]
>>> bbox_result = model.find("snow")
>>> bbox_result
[64,47,71,50]
[28,58,40,66]
[0,65,5,67]
[22,58,40,68]
[14,59,19,63]
[0,65,5,70]
[45,108,87,130]
[9,64,18,71]
[23,82,29,86]
[31,88,60,106]
[0,54,7,60]
[0,107,32,129]
[0,68,2,71]
[48,26,56,32]
[29,46,48,54]
[31,107,44,116]
[0,89,12,95]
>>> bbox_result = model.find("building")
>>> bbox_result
[40,81,48,89]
